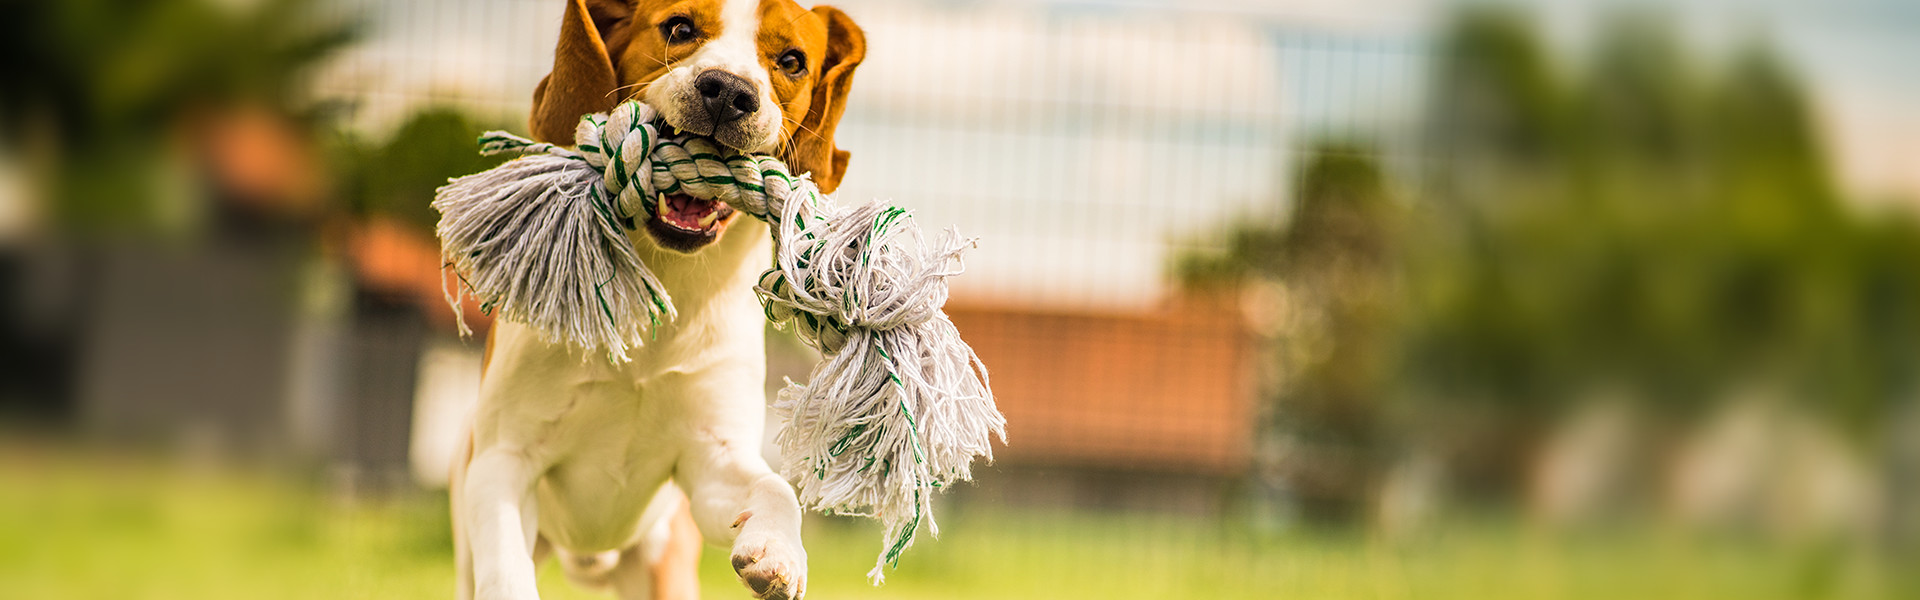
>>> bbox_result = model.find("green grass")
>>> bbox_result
[0,449,1903,600]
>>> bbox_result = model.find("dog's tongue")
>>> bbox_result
[661,193,720,230]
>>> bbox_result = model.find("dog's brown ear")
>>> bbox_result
[530,0,636,144]
[783,6,866,194]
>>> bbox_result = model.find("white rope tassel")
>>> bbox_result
[749,172,1005,584]
[433,103,673,361]
[432,101,1005,582]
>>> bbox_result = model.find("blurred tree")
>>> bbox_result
[1271,146,1402,518]
[330,108,510,235]
[1403,9,1912,499]
[0,0,356,233]
[1423,5,1570,212]
[1180,143,1400,520]
[0,0,357,424]
[1190,6,1920,522]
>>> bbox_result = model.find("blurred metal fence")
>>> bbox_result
[312,0,1435,517]
[314,0,1431,311]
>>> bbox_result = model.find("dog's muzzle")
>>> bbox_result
[667,68,773,152]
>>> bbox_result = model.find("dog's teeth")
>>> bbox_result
[699,211,719,227]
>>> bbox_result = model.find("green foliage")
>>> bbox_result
[1176,145,1396,287]
[331,108,511,234]
[1182,6,1918,504]
[0,0,358,232]
[1403,9,1913,439]
[1425,6,1571,174]
[1179,144,1402,516]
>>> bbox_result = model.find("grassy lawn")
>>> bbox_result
[0,449,1901,600]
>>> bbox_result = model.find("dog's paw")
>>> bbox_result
[730,529,807,600]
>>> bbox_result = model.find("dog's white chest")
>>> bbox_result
[474,224,773,555]
[524,376,683,552]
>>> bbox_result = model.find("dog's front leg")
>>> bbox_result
[463,449,544,600]
[680,441,807,600]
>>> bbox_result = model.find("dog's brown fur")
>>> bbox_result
[529,0,865,193]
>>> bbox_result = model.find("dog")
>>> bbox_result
[449,1,864,599]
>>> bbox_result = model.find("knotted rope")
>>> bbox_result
[433,100,1005,583]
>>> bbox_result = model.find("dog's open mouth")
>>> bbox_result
[644,191,737,253]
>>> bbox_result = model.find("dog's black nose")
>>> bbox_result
[694,70,759,124]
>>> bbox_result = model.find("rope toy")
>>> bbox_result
[432,100,1005,582]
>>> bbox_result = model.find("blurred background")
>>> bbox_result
[3,0,1917,598]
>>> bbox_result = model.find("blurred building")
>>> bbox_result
[948,296,1256,513]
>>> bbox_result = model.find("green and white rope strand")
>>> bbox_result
[433,100,1005,583]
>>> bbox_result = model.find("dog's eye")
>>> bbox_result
[777,50,807,77]
[660,16,698,44]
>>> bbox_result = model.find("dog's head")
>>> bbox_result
[530,0,865,253]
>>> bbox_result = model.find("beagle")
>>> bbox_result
[449,1,864,599]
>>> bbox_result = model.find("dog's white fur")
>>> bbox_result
[453,2,810,599]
